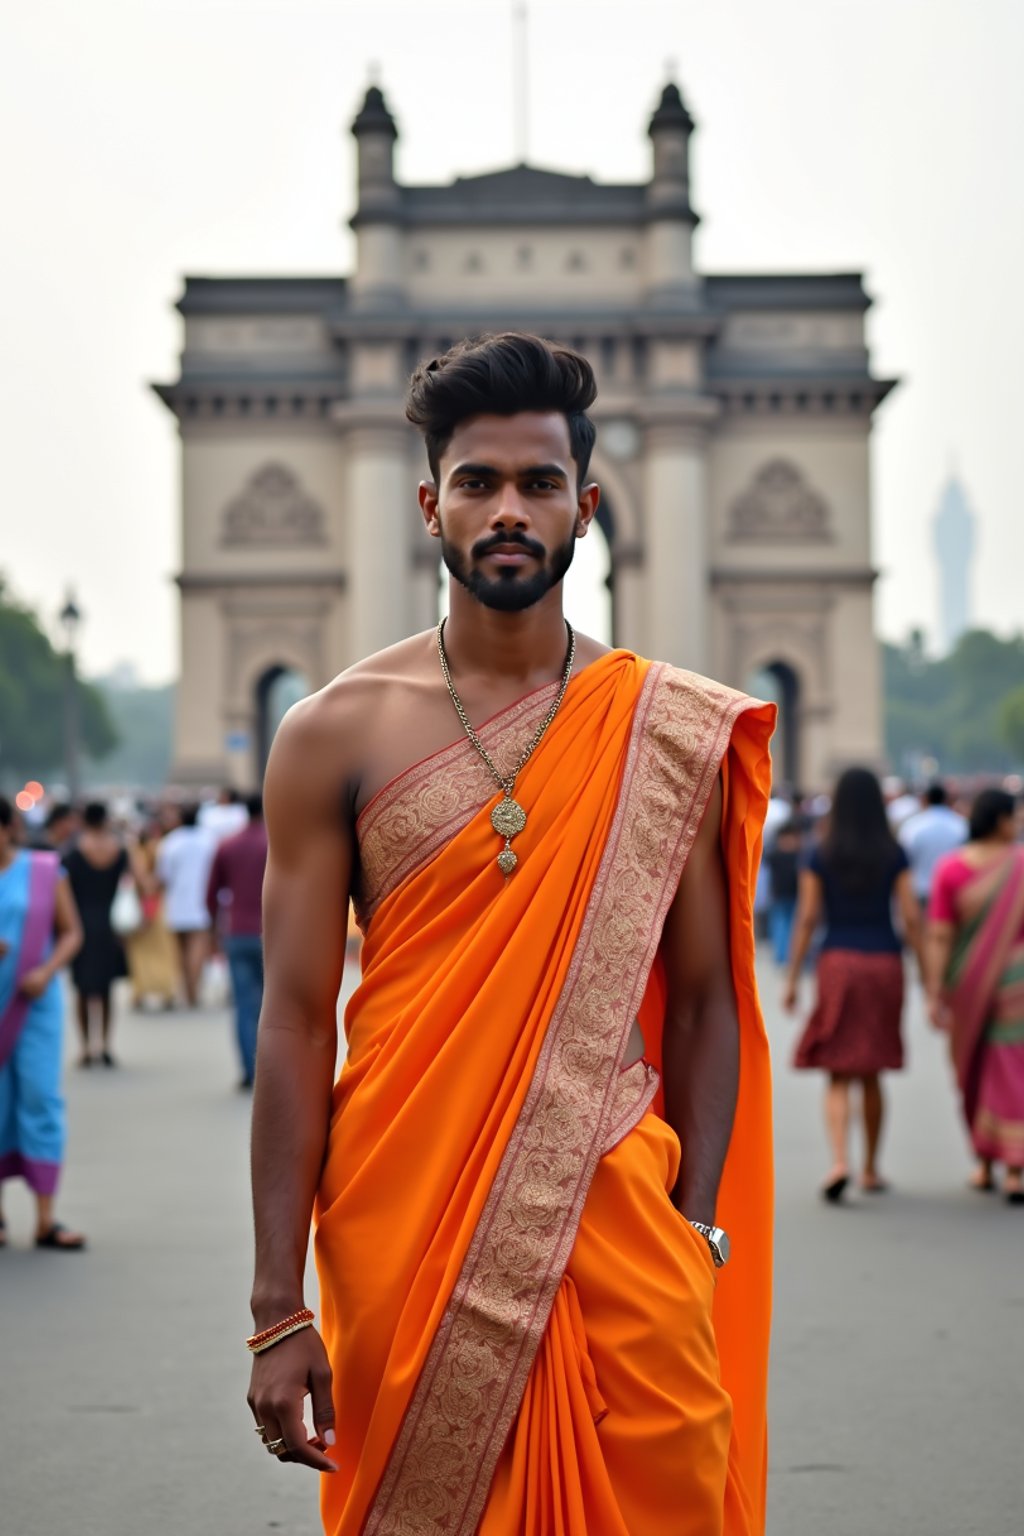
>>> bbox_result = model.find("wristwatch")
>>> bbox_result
[688,1222,731,1268]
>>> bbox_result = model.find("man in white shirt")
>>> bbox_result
[900,783,968,908]
[157,804,217,1006]
[198,787,249,843]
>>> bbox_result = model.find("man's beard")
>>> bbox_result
[440,526,578,612]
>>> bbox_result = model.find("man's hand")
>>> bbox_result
[248,1328,337,1473]
[19,965,52,999]
[781,979,799,1014]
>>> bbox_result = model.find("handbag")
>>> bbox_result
[110,875,144,937]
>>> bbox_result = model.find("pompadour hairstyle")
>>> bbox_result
[405,332,598,487]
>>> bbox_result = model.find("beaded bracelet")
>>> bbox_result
[246,1307,315,1354]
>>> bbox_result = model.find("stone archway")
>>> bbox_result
[749,659,802,791]
[255,664,310,779]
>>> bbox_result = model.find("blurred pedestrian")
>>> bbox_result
[924,788,1024,1202]
[0,795,86,1250]
[765,820,802,966]
[206,792,268,1088]
[27,802,80,855]
[900,782,968,912]
[784,766,923,1201]
[157,804,215,1007]
[63,803,131,1067]
[199,786,248,842]
[124,819,180,1010]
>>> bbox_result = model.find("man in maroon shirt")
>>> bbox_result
[206,793,268,1088]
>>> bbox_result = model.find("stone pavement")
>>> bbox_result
[1,959,1020,1536]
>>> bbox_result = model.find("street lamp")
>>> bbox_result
[59,590,83,800]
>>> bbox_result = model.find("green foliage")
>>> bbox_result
[999,686,1024,762]
[884,628,1024,775]
[0,579,117,784]
[84,681,175,790]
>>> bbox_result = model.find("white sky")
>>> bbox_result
[3,0,1021,684]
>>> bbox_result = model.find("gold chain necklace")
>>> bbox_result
[436,617,576,876]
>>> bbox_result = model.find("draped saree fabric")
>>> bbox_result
[315,651,775,1536]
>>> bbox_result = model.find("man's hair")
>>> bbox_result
[0,795,13,829]
[45,801,73,829]
[83,801,108,829]
[405,333,598,487]
[180,803,200,828]
[245,792,264,820]
[924,782,948,807]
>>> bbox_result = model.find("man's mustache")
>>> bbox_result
[471,532,546,561]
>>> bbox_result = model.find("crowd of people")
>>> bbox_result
[0,786,268,1251]
[764,771,1024,1206]
[2,762,1021,1255]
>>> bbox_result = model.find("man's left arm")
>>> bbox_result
[661,776,738,1228]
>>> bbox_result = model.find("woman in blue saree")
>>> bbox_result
[0,794,86,1249]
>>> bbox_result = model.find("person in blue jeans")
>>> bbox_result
[206,793,268,1089]
[766,821,802,966]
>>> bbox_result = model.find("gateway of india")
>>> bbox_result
[155,79,895,790]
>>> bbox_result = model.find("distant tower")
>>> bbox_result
[933,475,976,652]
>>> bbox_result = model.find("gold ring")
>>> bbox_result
[254,1424,269,1440]
[265,1437,287,1455]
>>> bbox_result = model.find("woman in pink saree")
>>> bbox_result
[925,788,1024,1202]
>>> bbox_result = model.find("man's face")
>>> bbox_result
[419,412,599,613]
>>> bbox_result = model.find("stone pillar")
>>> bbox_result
[346,426,413,656]
[642,424,710,673]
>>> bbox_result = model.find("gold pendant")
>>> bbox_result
[491,797,527,838]
[492,797,525,877]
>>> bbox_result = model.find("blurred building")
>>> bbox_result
[154,80,896,790]
[933,473,975,653]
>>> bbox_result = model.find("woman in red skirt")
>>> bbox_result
[784,767,923,1201]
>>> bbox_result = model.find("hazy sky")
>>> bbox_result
[3,0,1021,683]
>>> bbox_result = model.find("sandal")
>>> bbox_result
[821,1174,849,1204]
[35,1223,87,1251]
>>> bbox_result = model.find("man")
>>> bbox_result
[247,335,775,1536]
[206,792,268,1088]
[156,804,215,1007]
[199,786,249,842]
[900,781,968,909]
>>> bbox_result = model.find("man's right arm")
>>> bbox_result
[247,693,353,1471]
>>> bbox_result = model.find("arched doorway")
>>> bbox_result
[255,665,310,779]
[749,660,802,791]
[564,506,613,645]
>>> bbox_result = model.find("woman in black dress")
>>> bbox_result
[63,803,129,1066]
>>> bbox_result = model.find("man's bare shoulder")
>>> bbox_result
[268,630,440,791]
[277,633,435,738]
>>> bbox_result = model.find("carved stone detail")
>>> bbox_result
[221,464,327,547]
[729,459,831,541]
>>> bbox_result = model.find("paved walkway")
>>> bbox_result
[1,960,1019,1535]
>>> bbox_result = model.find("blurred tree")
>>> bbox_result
[0,578,117,783]
[884,628,1024,774]
[999,686,1024,764]
[85,680,174,789]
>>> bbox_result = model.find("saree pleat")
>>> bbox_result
[315,651,774,1536]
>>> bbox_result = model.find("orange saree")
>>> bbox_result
[315,651,775,1536]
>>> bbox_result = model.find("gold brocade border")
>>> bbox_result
[363,665,756,1536]
[354,684,560,929]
